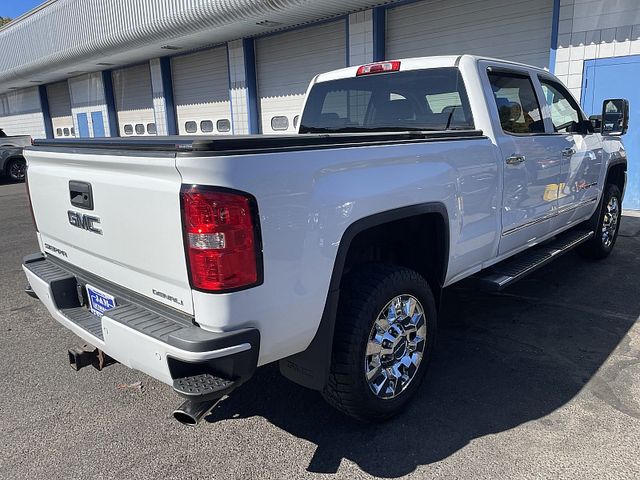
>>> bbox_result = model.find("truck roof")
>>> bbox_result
[314,54,551,84]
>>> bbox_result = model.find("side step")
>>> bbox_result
[173,374,236,402]
[476,229,594,292]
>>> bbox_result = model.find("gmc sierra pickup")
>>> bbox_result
[22,55,628,425]
[1,128,30,181]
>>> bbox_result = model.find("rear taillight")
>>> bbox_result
[180,185,261,292]
[356,61,401,76]
[25,166,38,232]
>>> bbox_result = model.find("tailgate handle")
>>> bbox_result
[69,181,94,210]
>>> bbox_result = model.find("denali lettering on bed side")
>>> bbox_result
[152,289,184,306]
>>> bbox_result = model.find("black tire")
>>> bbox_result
[578,183,622,259]
[322,264,437,422]
[6,157,26,182]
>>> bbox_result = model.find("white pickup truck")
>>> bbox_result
[22,55,628,425]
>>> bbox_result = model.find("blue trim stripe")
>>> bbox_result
[549,0,561,73]
[345,16,350,66]
[159,57,177,135]
[226,44,236,135]
[38,85,54,139]
[372,6,386,62]
[101,70,119,137]
[243,38,260,134]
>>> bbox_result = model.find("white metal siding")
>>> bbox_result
[171,47,232,135]
[112,64,156,136]
[256,20,347,134]
[0,87,45,138]
[386,0,554,69]
[46,81,74,138]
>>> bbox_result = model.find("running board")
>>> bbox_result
[476,229,594,292]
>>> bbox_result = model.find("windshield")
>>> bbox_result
[0,129,6,137]
[299,67,474,134]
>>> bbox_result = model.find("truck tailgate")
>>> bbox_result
[26,148,193,315]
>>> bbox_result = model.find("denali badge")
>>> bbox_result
[152,289,184,306]
[68,210,102,235]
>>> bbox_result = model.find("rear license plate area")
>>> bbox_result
[85,284,116,317]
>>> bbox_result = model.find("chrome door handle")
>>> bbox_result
[561,147,576,157]
[506,155,526,166]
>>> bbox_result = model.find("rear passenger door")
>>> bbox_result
[484,67,561,255]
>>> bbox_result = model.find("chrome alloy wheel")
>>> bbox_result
[364,294,427,400]
[602,195,620,248]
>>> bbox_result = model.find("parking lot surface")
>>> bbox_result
[1,179,639,480]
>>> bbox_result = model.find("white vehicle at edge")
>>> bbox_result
[22,55,628,424]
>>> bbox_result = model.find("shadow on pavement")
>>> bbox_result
[204,216,640,477]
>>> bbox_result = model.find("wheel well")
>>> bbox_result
[340,213,447,301]
[606,163,626,193]
[4,155,25,167]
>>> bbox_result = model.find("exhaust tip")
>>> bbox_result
[173,409,199,426]
[172,398,224,426]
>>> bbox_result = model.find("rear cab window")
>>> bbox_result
[487,70,545,135]
[299,68,474,133]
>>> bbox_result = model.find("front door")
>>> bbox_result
[537,76,603,230]
[484,67,562,255]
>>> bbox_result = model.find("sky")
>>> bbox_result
[1,0,44,19]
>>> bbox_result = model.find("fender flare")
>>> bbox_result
[278,202,449,390]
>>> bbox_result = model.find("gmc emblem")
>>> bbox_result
[68,210,102,235]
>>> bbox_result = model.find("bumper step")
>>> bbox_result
[173,374,236,401]
[476,229,594,292]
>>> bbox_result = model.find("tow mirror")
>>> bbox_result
[601,98,629,135]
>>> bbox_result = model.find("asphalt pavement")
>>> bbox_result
[1,179,639,479]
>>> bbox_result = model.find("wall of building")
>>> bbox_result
[553,0,640,101]
[4,0,640,141]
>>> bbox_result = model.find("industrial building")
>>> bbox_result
[0,0,639,207]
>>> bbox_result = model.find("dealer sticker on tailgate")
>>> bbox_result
[86,284,116,317]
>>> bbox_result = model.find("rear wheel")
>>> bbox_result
[322,264,437,422]
[578,183,622,259]
[6,157,26,182]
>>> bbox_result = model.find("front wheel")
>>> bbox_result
[6,157,26,182]
[322,264,437,422]
[578,183,622,259]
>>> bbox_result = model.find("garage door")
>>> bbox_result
[46,81,74,138]
[112,64,156,136]
[0,87,45,139]
[387,0,553,69]
[172,47,232,135]
[256,21,346,134]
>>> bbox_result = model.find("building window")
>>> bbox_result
[56,128,63,137]
[63,127,70,136]
[185,121,197,134]
[200,120,214,133]
[216,119,231,133]
[124,124,134,135]
[271,116,289,131]
[147,123,157,135]
[135,124,145,135]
